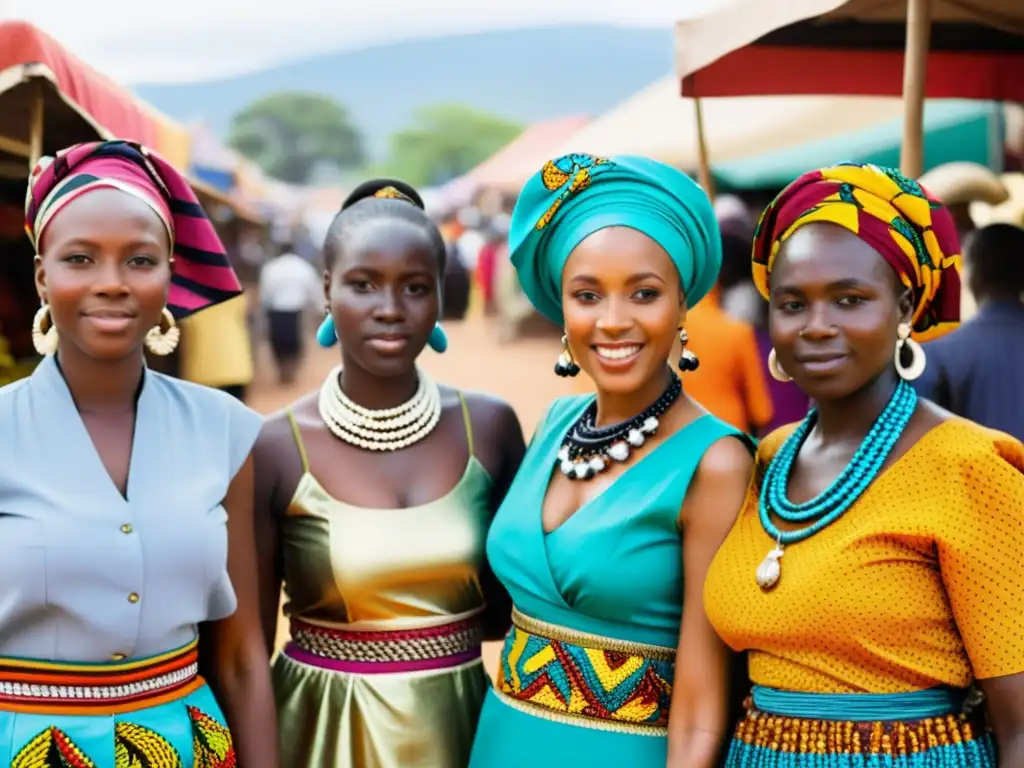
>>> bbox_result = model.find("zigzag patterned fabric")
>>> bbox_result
[496,615,674,731]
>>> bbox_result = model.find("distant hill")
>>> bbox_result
[132,25,673,159]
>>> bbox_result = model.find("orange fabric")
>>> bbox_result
[684,291,773,433]
[704,419,1024,693]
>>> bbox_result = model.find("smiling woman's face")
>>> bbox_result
[34,187,172,361]
[561,226,683,396]
[768,222,912,402]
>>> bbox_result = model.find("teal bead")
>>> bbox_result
[759,380,917,546]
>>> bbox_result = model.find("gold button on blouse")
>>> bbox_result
[127,592,140,604]
[111,652,126,661]
[120,523,133,534]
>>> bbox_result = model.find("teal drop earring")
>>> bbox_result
[317,310,338,348]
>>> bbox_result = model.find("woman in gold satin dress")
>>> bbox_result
[253,179,527,768]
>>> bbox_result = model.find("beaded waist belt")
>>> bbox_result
[495,607,675,736]
[0,640,202,715]
[283,616,483,674]
[725,685,995,766]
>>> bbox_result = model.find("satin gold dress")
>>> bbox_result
[273,396,494,768]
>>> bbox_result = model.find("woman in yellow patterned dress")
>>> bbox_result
[704,163,1024,767]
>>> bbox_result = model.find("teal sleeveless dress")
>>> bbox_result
[469,394,748,767]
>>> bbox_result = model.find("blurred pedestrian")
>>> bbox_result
[259,243,321,385]
[914,222,1024,440]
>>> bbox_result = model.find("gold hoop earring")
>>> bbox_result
[553,334,580,378]
[767,348,791,382]
[894,322,926,381]
[677,327,699,372]
[145,307,180,356]
[32,304,59,356]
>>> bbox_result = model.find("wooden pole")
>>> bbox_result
[899,0,932,178]
[28,81,45,169]
[694,98,716,201]
[0,135,31,158]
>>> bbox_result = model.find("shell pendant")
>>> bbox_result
[755,541,784,591]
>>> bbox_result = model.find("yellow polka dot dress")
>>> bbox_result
[704,418,1024,765]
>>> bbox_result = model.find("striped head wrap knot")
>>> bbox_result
[752,162,962,342]
[25,140,242,320]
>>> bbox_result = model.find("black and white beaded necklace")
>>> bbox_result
[556,372,682,481]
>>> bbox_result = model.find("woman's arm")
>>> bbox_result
[936,434,1024,766]
[200,453,279,768]
[481,402,526,641]
[252,420,287,654]
[667,437,753,768]
[980,673,1024,765]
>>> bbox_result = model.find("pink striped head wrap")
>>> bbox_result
[25,140,242,319]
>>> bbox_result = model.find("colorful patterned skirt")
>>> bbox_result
[0,640,235,767]
[468,608,675,767]
[724,684,996,767]
[273,614,490,768]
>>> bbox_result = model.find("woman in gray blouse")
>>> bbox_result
[0,140,277,767]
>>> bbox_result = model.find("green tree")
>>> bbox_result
[227,92,364,184]
[384,104,523,186]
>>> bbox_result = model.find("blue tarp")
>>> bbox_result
[189,165,236,193]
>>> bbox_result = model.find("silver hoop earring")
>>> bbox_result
[767,348,791,382]
[894,322,926,381]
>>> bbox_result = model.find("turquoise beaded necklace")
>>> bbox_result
[754,379,917,590]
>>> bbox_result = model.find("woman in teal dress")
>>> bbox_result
[468,154,756,767]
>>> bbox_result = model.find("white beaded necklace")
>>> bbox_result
[318,365,442,451]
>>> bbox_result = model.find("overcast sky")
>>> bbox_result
[3,0,723,84]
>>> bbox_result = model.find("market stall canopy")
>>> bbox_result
[550,76,895,167]
[917,161,1010,206]
[547,75,1017,188]
[452,115,591,197]
[675,0,1024,101]
[971,172,1024,226]
[713,99,1016,189]
[0,21,189,169]
[189,121,239,192]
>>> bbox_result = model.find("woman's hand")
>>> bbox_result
[200,453,280,768]
[667,436,753,768]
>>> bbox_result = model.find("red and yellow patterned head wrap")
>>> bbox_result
[752,162,962,342]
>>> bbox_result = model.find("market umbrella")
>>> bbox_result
[543,74,1016,189]
[674,0,1024,177]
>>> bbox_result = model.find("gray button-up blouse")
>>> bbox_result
[0,356,262,662]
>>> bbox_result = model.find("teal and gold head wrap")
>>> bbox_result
[508,153,721,325]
